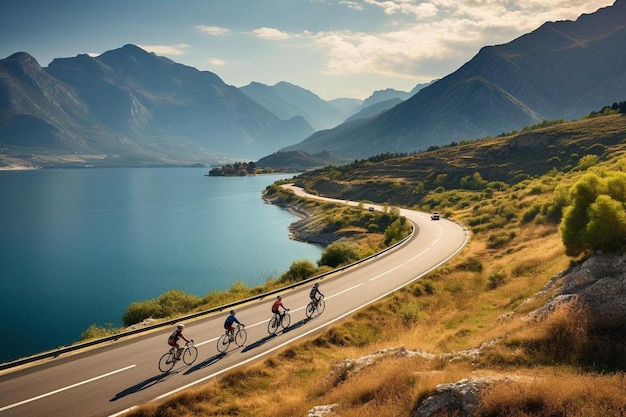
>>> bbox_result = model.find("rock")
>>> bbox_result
[527,254,626,322]
[124,317,157,331]
[412,377,511,417]
[330,343,496,381]
[307,404,339,417]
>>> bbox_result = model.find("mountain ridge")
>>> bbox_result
[278,0,626,161]
[0,45,315,167]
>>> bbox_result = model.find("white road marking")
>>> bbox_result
[327,283,364,298]
[368,264,403,281]
[406,248,430,263]
[0,365,136,412]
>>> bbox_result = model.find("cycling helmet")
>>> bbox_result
[176,323,184,330]
[277,295,282,300]
[314,283,319,288]
[230,310,236,315]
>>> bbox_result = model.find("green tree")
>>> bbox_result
[559,171,626,256]
[384,216,411,246]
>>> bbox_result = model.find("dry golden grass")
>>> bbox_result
[476,373,626,417]
[126,158,626,417]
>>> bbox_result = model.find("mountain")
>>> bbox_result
[279,0,626,161]
[239,81,360,130]
[0,45,315,167]
[342,98,403,124]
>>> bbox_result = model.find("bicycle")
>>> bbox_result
[306,296,325,318]
[158,340,198,372]
[267,309,291,334]
[217,323,247,352]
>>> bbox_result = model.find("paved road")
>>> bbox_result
[0,186,468,417]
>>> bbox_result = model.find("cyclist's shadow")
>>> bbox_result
[283,318,308,334]
[183,352,226,375]
[110,372,172,401]
[241,334,276,353]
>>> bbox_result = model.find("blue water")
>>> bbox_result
[0,168,323,363]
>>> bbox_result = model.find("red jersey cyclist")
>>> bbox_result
[271,295,289,316]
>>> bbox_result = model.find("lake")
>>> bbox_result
[0,168,323,363]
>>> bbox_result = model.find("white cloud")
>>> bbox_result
[339,0,365,11]
[194,25,230,36]
[208,57,226,66]
[364,0,439,18]
[252,27,291,40]
[304,0,610,80]
[138,43,190,56]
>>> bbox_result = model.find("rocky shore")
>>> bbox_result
[263,190,345,246]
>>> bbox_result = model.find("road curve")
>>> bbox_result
[0,186,468,417]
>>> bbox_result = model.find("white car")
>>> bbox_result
[431,212,440,220]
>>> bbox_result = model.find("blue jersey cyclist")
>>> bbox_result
[224,310,244,341]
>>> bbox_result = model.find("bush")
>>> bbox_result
[122,290,202,326]
[280,260,317,283]
[81,323,118,341]
[318,241,362,268]
[487,271,507,290]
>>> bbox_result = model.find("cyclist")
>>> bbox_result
[309,283,324,307]
[168,323,190,360]
[224,310,244,341]
[271,295,289,317]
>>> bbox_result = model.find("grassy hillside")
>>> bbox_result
[127,114,626,417]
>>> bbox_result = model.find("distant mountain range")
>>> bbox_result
[0,43,421,167]
[1,1,623,168]
[240,81,360,131]
[0,45,317,166]
[278,0,626,162]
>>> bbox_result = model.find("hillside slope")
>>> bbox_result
[280,0,626,160]
[293,114,626,207]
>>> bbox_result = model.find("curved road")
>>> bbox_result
[0,186,468,417]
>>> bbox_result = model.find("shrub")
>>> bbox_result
[81,323,118,340]
[122,290,202,326]
[318,241,361,268]
[487,271,507,290]
[280,259,317,283]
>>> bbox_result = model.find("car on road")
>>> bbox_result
[431,212,440,220]
[368,206,375,211]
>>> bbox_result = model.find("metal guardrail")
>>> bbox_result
[1,222,414,372]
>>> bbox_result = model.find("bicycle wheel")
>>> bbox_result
[158,352,175,373]
[305,302,315,318]
[216,334,230,353]
[268,315,279,334]
[183,346,198,365]
[316,299,326,315]
[281,312,291,329]
[235,328,247,347]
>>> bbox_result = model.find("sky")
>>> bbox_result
[0,0,615,100]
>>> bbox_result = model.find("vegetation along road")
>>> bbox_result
[0,186,468,417]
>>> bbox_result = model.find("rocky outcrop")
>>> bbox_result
[412,377,512,417]
[527,254,626,322]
